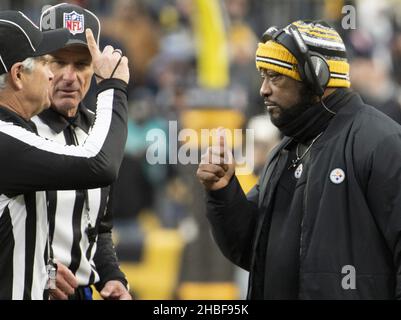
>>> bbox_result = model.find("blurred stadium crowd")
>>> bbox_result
[4,0,401,299]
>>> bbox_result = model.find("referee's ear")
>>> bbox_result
[9,62,25,90]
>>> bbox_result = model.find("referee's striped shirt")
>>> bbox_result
[0,79,127,299]
[32,106,113,287]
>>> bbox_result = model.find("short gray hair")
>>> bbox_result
[0,57,36,90]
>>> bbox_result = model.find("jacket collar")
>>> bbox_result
[0,106,38,133]
[313,89,364,148]
[37,103,95,134]
[284,89,360,150]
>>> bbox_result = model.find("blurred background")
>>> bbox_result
[5,0,401,299]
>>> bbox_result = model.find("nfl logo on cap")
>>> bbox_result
[40,3,100,46]
[63,11,84,35]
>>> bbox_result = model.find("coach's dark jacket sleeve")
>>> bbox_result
[94,187,128,291]
[0,79,128,195]
[206,176,259,271]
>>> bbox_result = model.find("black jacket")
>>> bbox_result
[207,91,401,299]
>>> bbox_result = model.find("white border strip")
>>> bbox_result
[0,19,35,52]
[256,56,293,69]
[0,54,8,72]
[330,72,349,80]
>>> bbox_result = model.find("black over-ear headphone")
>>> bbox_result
[261,24,330,97]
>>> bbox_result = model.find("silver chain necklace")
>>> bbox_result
[289,132,323,169]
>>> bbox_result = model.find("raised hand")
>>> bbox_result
[197,128,235,191]
[86,28,129,84]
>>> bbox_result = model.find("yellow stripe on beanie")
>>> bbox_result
[255,40,351,88]
[256,41,301,81]
[326,59,350,88]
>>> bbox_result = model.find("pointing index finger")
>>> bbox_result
[216,127,227,149]
[85,28,100,59]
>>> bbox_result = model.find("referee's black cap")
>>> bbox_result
[0,10,70,75]
[40,3,100,47]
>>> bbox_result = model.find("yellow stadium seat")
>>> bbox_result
[180,109,245,149]
[177,282,239,300]
[120,229,184,299]
[236,171,258,194]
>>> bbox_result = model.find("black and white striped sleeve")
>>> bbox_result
[0,79,128,195]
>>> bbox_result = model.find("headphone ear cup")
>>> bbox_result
[261,26,279,42]
[304,53,330,93]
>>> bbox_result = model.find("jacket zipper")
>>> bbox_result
[298,148,312,299]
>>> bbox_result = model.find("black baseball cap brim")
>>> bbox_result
[33,28,70,56]
[64,37,88,47]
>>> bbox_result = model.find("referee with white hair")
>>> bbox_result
[0,10,129,299]
[33,3,131,300]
